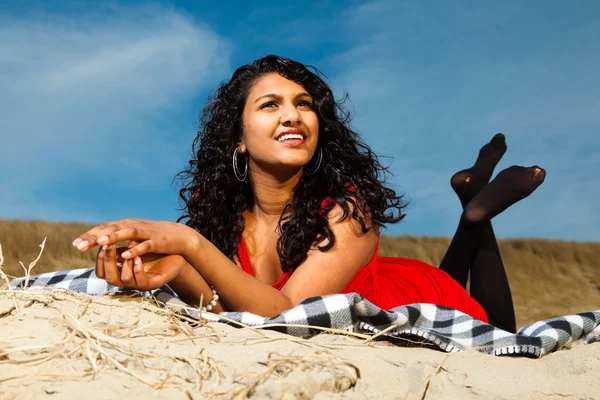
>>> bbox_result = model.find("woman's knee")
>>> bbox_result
[462,205,486,226]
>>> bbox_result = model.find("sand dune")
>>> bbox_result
[1,289,599,400]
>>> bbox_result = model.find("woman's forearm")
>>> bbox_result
[168,261,228,313]
[182,232,294,317]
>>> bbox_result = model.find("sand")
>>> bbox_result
[1,289,599,400]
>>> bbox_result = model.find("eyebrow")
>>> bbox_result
[253,92,313,104]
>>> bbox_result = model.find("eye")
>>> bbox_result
[297,100,313,108]
[259,101,277,110]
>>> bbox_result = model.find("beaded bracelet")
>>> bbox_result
[202,286,219,312]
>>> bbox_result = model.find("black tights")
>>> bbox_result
[439,216,516,332]
[437,134,545,333]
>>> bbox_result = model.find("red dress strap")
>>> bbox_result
[236,236,254,276]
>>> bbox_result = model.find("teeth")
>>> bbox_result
[277,134,304,142]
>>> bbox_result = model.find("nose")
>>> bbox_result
[280,102,301,126]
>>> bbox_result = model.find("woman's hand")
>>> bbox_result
[73,219,199,260]
[96,241,188,290]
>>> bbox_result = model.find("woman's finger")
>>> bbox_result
[116,240,136,259]
[120,241,138,286]
[120,257,135,287]
[103,244,122,287]
[74,222,108,246]
[74,222,117,247]
[121,240,154,260]
[96,246,105,279]
[132,261,151,290]
[96,226,149,248]
[134,259,167,291]
[73,219,136,251]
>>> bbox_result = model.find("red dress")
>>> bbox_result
[237,237,488,322]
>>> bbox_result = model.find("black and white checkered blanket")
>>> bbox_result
[12,268,600,358]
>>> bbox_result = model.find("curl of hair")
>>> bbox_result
[176,55,407,272]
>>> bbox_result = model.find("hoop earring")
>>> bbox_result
[232,147,248,182]
[304,148,322,175]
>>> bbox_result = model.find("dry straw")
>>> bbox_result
[0,241,378,397]
[0,241,225,391]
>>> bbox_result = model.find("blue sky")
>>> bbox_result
[1,0,598,241]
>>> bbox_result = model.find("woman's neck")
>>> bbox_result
[249,167,302,223]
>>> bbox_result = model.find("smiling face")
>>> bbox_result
[241,73,319,176]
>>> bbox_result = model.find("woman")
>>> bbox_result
[73,55,545,333]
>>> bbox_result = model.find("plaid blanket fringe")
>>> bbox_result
[11,268,600,358]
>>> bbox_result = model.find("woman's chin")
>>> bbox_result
[251,156,313,177]
[272,157,311,169]
[257,162,306,177]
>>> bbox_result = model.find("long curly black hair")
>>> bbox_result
[177,55,407,272]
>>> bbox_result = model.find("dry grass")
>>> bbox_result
[0,219,98,274]
[380,235,600,327]
[1,219,598,327]
[0,241,364,398]
[0,284,223,393]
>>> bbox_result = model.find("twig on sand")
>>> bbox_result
[237,336,344,351]
[0,372,92,384]
[0,238,47,314]
[363,324,397,343]
[0,335,36,342]
[0,330,78,360]
[85,340,99,377]
[420,354,451,400]
[62,313,160,388]
[249,323,371,339]
[20,237,47,289]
